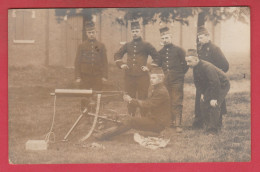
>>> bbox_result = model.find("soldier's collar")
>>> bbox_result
[133,37,142,42]
[195,60,203,68]
[87,38,97,42]
[164,43,174,48]
[202,40,211,46]
[153,82,164,89]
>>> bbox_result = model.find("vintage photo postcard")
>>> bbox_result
[8,7,250,164]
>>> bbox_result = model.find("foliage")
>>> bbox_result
[199,7,250,25]
[116,7,250,26]
[55,8,104,23]
[54,7,249,26]
[116,8,194,26]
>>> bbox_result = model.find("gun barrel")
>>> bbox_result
[50,89,124,96]
[50,89,93,96]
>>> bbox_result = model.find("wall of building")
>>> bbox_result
[220,18,250,61]
[8,8,250,67]
[8,9,67,67]
[8,9,47,66]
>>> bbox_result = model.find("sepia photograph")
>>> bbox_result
[8,7,250,164]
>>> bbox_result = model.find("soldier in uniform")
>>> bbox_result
[114,21,160,116]
[74,21,108,91]
[185,49,230,134]
[156,26,189,132]
[96,72,171,140]
[193,26,229,128]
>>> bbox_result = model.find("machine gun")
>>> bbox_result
[48,89,124,142]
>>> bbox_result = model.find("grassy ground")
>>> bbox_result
[8,60,251,164]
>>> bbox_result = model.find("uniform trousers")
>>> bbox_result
[165,82,184,126]
[80,74,103,91]
[194,90,227,127]
[97,116,165,140]
[200,83,230,131]
[124,73,150,116]
[79,74,103,110]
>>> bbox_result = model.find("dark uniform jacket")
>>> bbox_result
[157,44,189,83]
[75,39,108,79]
[114,37,159,76]
[131,83,171,126]
[193,60,230,101]
[198,41,229,72]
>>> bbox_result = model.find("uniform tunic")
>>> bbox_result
[114,37,159,76]
[198,41,229,72]
[75,39,108,90]
[157,44,188,126]
[194,41,229,127]
[193,60,230,130]
[158,44,188,83]
[114,37,159,116]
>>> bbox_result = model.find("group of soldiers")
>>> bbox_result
[74,20,230,140]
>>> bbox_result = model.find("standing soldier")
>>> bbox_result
[156,26,189,132]
[185,49,230,134]
[74,21,108,91]
[114,21,159,116]
[193,26,229,129]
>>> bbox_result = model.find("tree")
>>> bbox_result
[197,7,249,27]
[115,7,249,27]
[116,8,194,26]
[115,7,249,49]
[55,8,104,22]
[196,7,249,48]
[55,8,105,40]
[54,7,249,42]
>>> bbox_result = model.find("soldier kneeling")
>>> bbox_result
[96,72,171,140]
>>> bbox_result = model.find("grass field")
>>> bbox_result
[8,59,251,164]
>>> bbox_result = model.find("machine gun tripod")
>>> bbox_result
[49,89,124,142]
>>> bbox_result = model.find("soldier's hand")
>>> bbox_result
[102,77,108,82]
[201,94,204,102]
[76,78,81,83]
[210,100,218,107]
[121,64,129,70]
[150,62,158,67]
[141,66,149,72]
[123,95,132,103]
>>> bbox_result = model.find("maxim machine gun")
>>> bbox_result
[48,89,124,142]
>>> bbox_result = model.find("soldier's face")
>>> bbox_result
[131,29,142,39]
[150,74,161,86]
[86,30,97,40]
[161,34,172,45]
[198,34,210,44]
[185,56,199,68]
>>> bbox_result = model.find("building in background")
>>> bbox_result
[8,8,250,67]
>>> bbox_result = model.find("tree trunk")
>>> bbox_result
[197,12,207,27]
[82,16,87,41]
[196,12,207,50]
[45,9,50,66]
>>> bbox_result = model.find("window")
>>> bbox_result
[12,10,35,43]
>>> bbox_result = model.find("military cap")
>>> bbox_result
[150,69,165,81]
[131,21,141,30]
[186,49,198,57]
[159,26,170,36]
[151,66,164,74]
[85,21,95,31]
[197,26,209,36]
